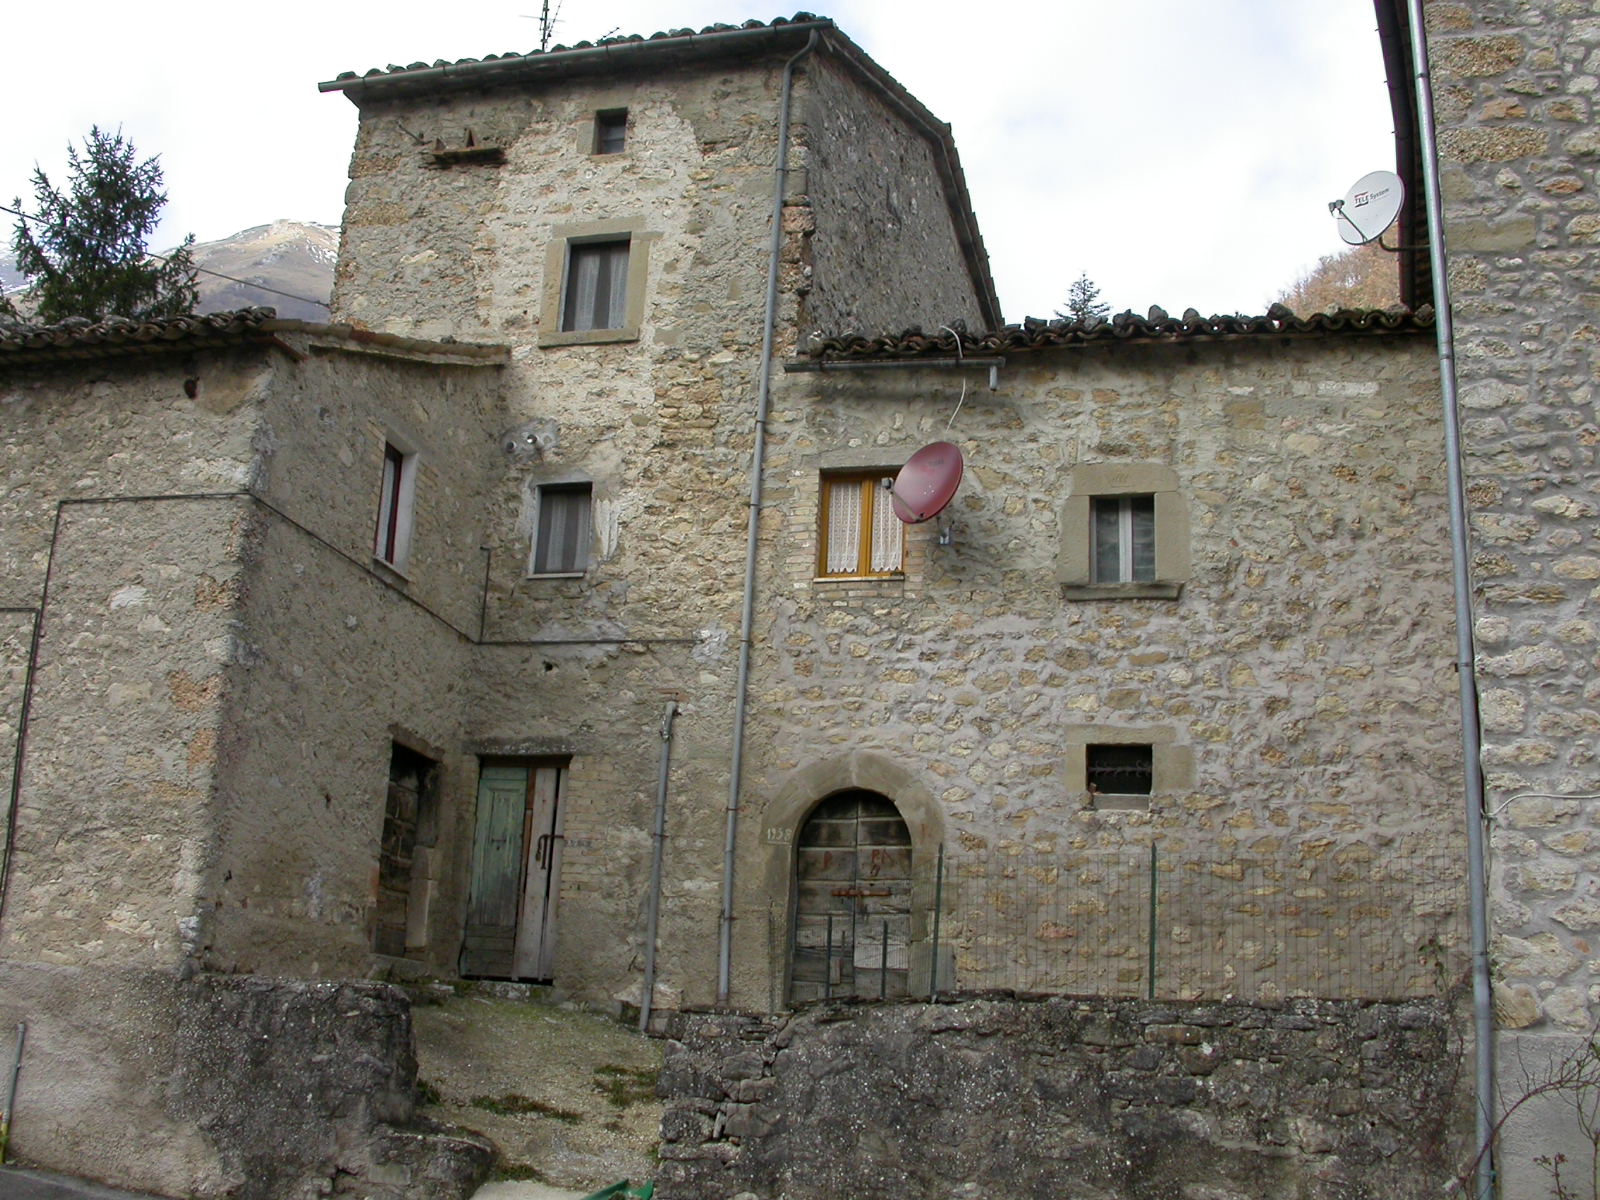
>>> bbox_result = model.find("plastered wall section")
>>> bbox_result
[0,352,272,969]
[799,52,987,335]
[0,492,249,968]
[198,339,505,977]
[722,333,1463,1007]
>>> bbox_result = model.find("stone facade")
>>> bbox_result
[0,322,508,1192]
[729,332,1462,1009]
[657,998,1468,1200]
[0,13,1492,1194]
[1417,0,1600,1192]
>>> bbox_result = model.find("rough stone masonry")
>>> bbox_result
[657,996,1469,1200]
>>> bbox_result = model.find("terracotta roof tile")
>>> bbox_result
[329,14,829,86]
[801,304,1436,360]
[0,308,510,369]
[0,307,281,367]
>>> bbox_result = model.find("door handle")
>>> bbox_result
[534,833,549,869]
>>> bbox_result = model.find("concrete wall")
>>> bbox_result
[1421,0,1600,1192]
[658,997,1470,1200]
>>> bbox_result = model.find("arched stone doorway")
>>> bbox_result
[788,789,912,1005]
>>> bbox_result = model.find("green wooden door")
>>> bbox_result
[461,763,565,980]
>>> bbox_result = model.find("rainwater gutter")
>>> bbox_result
[1403,5,1494,1196]
[640,698,678,1034]
[718,28,820,1007]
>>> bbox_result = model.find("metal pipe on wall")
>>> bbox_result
[1402,4,1495,1196]
[639,699,678,1034]
[718,28,821,1007]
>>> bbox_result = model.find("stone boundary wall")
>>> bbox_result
[0,964,488,1200]
[658,996,1469,1200]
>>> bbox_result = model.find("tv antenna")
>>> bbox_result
[1328,169,1411,251]
[521,1,564,51]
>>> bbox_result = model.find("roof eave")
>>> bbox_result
[318,19,837,102]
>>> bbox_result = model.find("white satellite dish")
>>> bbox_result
[1330,169,1405,246]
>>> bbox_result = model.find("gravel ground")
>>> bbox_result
[409,986,663,1196]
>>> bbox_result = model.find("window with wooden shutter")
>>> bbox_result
[819,472,904,578]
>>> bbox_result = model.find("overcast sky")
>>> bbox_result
[6,2,1397,323]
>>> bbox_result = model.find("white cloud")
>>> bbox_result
[5,1,1397,322]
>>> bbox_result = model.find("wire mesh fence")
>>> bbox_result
[927,842,1466,1003]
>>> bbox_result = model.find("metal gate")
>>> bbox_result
[788,790,912,1004]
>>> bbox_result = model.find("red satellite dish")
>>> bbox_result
[891,441,964,524]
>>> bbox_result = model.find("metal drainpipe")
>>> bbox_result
[1403,5,1494,1196]
[718,28,820,1007]
[640,699,678,1034]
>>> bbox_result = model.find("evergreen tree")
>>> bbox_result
[1056,272,1111,323]
[10,127,198,324]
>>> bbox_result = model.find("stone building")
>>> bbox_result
[0,12,1485,1198]
[1382,0,1600,1193]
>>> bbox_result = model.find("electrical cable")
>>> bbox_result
[0,202,331,311]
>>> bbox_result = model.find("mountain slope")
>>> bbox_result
[183,220,337,321]
[0,219,338,322]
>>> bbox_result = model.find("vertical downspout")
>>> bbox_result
[0,608,42,933]
[718,29,820,1006]
[1403,5,1494,1196]
[640,699,678,1034]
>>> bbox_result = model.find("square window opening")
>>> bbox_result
[819,472,904,578]
[1086,744,1153,796]
[1091,494,1155,584]
[531,482,592,575]
[375,442,417,568]
[561,239,630,332]
[594,109,628,155]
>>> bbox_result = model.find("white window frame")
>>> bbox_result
[527,481,593,577]
[374,440,418,572]
[1091,494,1157,584]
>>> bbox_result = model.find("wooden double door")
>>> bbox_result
[461,762,566,980]
[789,790,913,1004]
